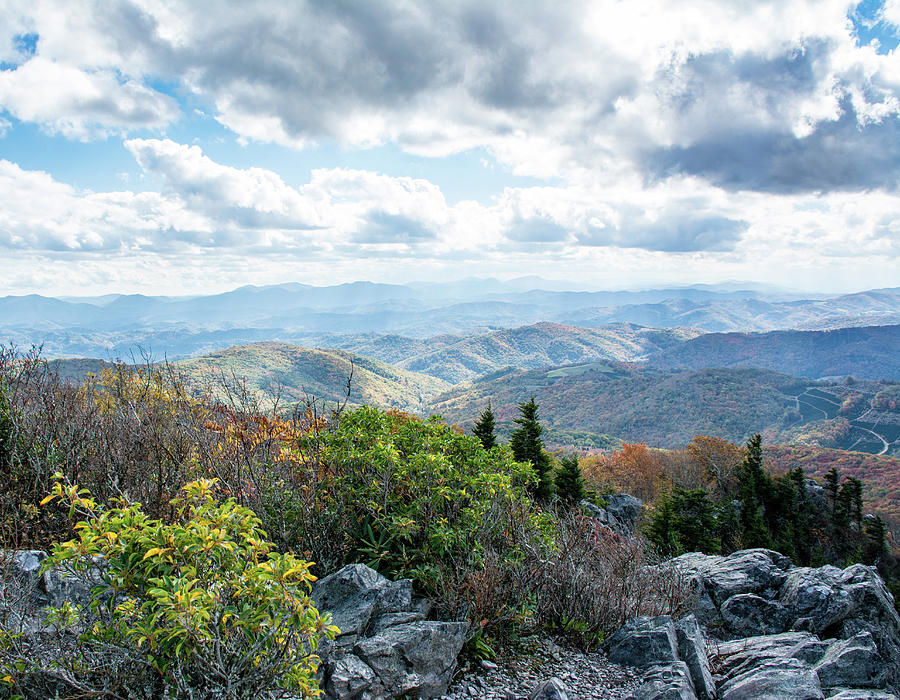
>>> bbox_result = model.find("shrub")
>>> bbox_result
[262,406,556,642]
[306,407,546,579]
[528,512,694,648]
[0,478,335,699]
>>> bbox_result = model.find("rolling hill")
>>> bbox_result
[648,324,900,380]
[429,362,811,448]
[172,343,450,412]
[387,322,703,383]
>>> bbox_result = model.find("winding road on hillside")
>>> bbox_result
[792,389,891,455]
[849,426,890,455]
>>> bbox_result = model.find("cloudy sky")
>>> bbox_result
[1,0,900,296]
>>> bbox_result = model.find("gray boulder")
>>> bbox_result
[581,494,643,533]
[675,615,716,700]
[626,661,698,700]
[826,692,898,699]
[311,563,416,648]
[713,631,829,678]
[779,563,900,690]
[672,549,792,609]
[606,494,644,530]
[719,593,788,637]
[353,620,468,698]
[528,677,570,700]
[580,500,625,532]
[718,657,824,700]
[814,632,884,690]
[0,549,107,634]
[325,655,382,700]
[603,615,680,667]
[310,563,467,699]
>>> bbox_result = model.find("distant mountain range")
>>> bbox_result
[3,280,899,360]
[649,325,900,381]
[429,364,900,454]
[345,322,702,383]
[44,322,900,455]
[429,363,810,449]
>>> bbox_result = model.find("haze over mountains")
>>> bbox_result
[2,278,900,362]
[14,277,897,462]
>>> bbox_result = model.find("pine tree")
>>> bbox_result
[824,467,840,517]
[863,515,888,565]
[848,477,863,530]
[510,397,553,501]
[646,490,679,554]
[738,433,771,549]
[472,401,497,450]
[669,487,720,554]
[554,454,584,506]
[789,467,812,565]
[835,480,853,530]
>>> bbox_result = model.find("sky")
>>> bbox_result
[1,0,900,297]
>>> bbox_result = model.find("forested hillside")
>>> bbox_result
[391,322,701,383]
[649,324,900,380]
[431,363,810,448]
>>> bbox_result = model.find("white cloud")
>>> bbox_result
[3,139,898,291]
[125,138,322,230]
[0,57,178,139]
[3,0,899,190]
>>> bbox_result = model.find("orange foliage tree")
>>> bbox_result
[687,435,743,497]
[582,442,667,502]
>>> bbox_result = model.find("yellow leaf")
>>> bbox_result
[143,548,165,560]
[39,494,56,506]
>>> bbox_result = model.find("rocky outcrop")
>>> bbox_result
[603,615,680,667]
[609,549,900,700]
[312,563,467,699]
[675,615,716,700]
[581,493,643,534]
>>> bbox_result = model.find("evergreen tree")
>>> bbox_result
[823,467,840,518]
[768,472,799,560]
[554,454,584,506]
[789,467,812,565]
[716,499,741,554]
[646,490,679,554]
[647,487,719,555]
[670,487,720,554]
[472,401,497,450]
[510,397,553,501]
[737,433,771,549]
[863,515,889,565]
[835,480,853,530]
[848,477,864,530]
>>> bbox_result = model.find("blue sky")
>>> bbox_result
[1,0,900,296]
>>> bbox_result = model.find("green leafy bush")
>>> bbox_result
[270,406,554,640]
[0,478,335,699]
[314,407,547,580]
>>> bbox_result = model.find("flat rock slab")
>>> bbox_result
[718,657,824,700]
